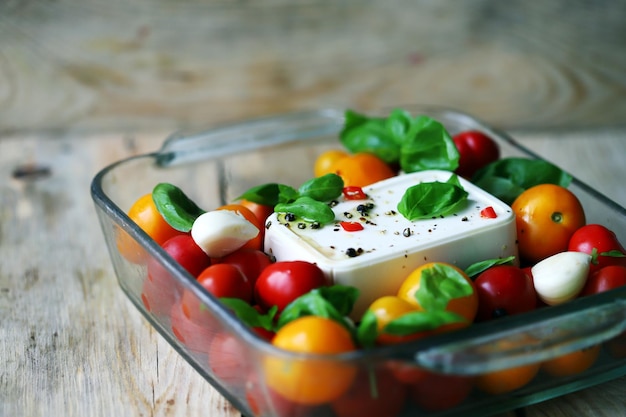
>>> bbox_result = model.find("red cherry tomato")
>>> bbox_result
[148,234,212,280]
[568,224,626,274]
[580,265,626,296]
[197,263,253,301]
[218,248,273,287]
[453,130,500,178]
[208,332,255,392]
[181,264,253,326]
[254,261,328,313]
[474,265,537,321]
[142,234,211,316]
[409,371,472,412]
[169,302,212,354]
[331,367,408,417]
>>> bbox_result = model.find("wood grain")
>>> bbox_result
[1,0,625,134]
[0,134,239,417]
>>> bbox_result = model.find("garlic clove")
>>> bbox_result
[531,251,591,306]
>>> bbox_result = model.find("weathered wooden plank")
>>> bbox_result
[0,134,240,417]
[0,1,625,133]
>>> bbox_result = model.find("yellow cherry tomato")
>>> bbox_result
[541,345,600,377]
[397,262,478,328]
[264,316,357,405]
[331,152,396,187]
[117,193,183,263]
[511,184,585,263]
[314,149,349,177]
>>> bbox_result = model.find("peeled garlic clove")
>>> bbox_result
[531,251,591,306]
[191,210,259,258]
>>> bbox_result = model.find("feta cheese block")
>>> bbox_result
[264,170,518,317]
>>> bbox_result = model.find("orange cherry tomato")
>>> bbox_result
[314,149,349,177]
[367,295,432,346]
[331,152,396,188]
[217,203,264,251]
[239,198,275,225]
[475,362,540,395]
[541,345,601,377]
[397,262,478,327]
[511,184,586,263]
[117,193,184,263]
[263,316,357,405]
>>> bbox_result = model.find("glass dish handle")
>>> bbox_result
[410,298,626,375]
[155,108,345,167]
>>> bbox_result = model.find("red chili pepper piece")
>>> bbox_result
[480,206,497,219]
[343,186,368,200]
[340,221,364,232]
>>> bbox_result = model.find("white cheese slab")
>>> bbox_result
[264,170,518,317]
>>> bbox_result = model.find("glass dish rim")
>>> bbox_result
[90,105,626,373]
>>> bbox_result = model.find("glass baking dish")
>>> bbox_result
[91,106,626,417]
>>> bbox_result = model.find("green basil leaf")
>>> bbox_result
[464,256,517,279]
[277,184,300,204]
[399,116,460,173]
[397,179,468,220]
[472,157,573,204]
[356,309,379,349]
[470,175,525,206]
[415,264,474,311]
[152,183,205,232]
[277,288,350,331]
[236,183,282,206]
[275,196,336,224]
[385,108,417,146]
[446,173,463,188]
[313,285,360,317]
[220,298,277,331]
[339,110,400,164]
[298,173,344,202]
[383,310,465,336]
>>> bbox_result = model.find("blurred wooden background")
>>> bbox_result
[1,0,625,135]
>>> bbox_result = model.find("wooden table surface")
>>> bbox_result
[1,1,626,416]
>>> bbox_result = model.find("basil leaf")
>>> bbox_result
[277,286,357,332]
[383,310,465,336]
[298,173,344,202]
[275,196,336,224]
[313,285,360,317]
[277,184,300,204]
[399,116,460,173]
[470,175,525,206]
[236,183,282,206]
[397,178,468,220]
[464,256,517,279]
[385,108,417,146]
[356,310,379,349]
[220,298,277,331]
[415,263,474,311]
[340,110,400,164]
[152,183,205,232]
[339,109,460,172]
[472,157,573,204]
